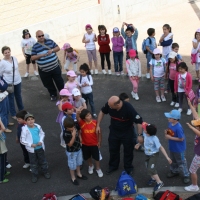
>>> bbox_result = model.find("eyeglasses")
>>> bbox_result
[37,34,44,38]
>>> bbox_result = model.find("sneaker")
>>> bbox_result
[183,176,190,184]
[154,182,164,191]
[170,101,175,106]
[90,70,93,75]
[50,95,57,101]
[31,174,38,183]
[60,143,66,148]
[174,103,179,108]
[102,69,107,74]
[8,122,14,126]
[23,163,30,169]
[95,69,98,75]
[93,114,97,118]
[120,71,124,75]
[0,179,9,183]
[44,172,51,179]
[131,91,135,99]
[184,184,199,192]
[29,169,32,172]
[156,96,161,103]
[5,171,10,176]
[24,72,29,77]
[6,164,12,169]
[4,129,12,133]
[96,169,103,177]
[116,72,120,76]
[161,95,166,102]
[178,108,182,113]
[134,93,139,100]
[164,90,168,94]
[147,178,156,186]
[167,171,179,178]
[108,70,112,75]
[34,71,39,76]
[146,73,150,79]
[88,165,94,174]
[187,109,192,115]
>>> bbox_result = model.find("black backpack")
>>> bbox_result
[186,193,200,200]
[90,186,102,200]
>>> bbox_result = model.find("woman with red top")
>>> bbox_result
[97,25,111,75]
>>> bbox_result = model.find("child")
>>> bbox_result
[72,88,87,110]
[111,27,124,76]
[192,29,200,80]
[119,92,129,102]
[0,119,10,183]
[16,110,30,169]
[174,62,192,115]
[149,48,166,102]
[121,22,138,60]
[21,29,38,77]
[82,24,98,75]
[77,63,97,118]
[61,43,79,72]
[97,25,111,75]
[184,99,200,191]
[135,123,172,191]
[20,113,50,183]
[126,49,141,100]
[159,24,173,59]
[63,116,87,185]
[167,51,179,107]
[76,109,103,177]
[56,89,72,148]
[166,43,182,62]
[145,28,157,79]
[164,109,190,184]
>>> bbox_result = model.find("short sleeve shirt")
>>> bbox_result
[73,98,85,108]
[146,37,156,52]
[21,38,36,55]
[149,58,166,77]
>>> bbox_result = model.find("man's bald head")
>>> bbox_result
[36,30,44,37]
[108,96,121,110]
[36,30,45,42]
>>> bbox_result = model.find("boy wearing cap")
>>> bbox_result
[20,114,50,183]
[135,123,171,191]
[72,88,87,110]
[111,27,124,76]
[164,109,190,184]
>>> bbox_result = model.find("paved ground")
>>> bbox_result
[1,74,200,200]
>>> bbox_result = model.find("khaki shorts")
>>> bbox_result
[145,152,159,176]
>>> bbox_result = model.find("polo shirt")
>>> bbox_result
[31,39,58,72]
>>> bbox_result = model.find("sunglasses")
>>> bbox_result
[37,34,44,38]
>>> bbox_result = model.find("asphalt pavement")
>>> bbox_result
[1,74,200,200]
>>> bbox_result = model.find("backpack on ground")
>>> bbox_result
[142,37,151,54]
[154,190,182,200]
[136,194,150,200]
[69,194,86,200]
[186,193,200,200]
[42,193,57,200]
[122,198,134,200]
[89,186,110,200]
[115,171,137,196]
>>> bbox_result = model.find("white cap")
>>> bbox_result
[72,88,81,96]
[168,51,177,59]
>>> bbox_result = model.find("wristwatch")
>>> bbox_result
[51,49,54,53]
[138,133,142,136]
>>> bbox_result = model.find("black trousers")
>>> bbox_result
[108,129,134,173]
[38,66,64,97]
[100,52,111,70]
[169,78,179,103]
[20,143,30,164]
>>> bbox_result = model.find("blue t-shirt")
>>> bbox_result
[146,37,156,52]
[168,122,186,153]
[144,133,161,155]
[28,126,42,150]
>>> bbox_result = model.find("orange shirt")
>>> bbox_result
[79,119,98,146]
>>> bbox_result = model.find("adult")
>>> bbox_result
[96,96,143,175]
[0,46,24,119]
[21,29,38,77]
[31,30,64,101]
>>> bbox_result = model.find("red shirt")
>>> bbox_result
[79,119,98,146]
[97,34,111,53]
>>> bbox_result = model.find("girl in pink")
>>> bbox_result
[56,89,72,148]
[126,49,141,100]
[174,62,192,115]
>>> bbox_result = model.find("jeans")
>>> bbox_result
[100,52,111,70]
[0,96,9,128]
[169,79,179,103]
[113,51,123,72]
[28,148,48,175]
[146,52,152,69]
[81,92,96,114]
[38,66,64,97]
[0,153,6,182]
[8,82,24,117]
[66,149,83,170]
[20,143,30,164]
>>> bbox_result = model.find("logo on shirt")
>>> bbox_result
[135,115,140,119]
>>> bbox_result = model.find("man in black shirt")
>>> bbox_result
[96,96,143,175]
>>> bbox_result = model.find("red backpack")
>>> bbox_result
[154,190,182,200]
[42,193,57,200]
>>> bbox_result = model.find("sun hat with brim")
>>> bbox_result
[191,119,200,126]
[164,110,181,120]
[24,113,34,120]
[59,89,72,96]
[67,70,77,77]
[153,48,161,55]
[168,51,177,59]
[61,43,71,50]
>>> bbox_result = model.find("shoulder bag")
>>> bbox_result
[7,57,15,93]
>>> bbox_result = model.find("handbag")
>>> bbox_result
[7,57,15,93]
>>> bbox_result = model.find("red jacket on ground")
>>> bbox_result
[97,34,111,53]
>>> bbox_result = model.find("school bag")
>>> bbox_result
[69,194,87,200]
[42,193,57,200]
[135,194,150,200]
[115,171,137,196]
[154,190,182,200]
[79,74,91,84]
[89,186,110,200]
[185,193,200,200]
[142,37,151,54]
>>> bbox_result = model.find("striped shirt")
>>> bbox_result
[31,39,58,72]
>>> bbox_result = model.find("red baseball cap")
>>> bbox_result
[62,102,73,111]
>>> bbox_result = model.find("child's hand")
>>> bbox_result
[165,134,171,140]
[97,141,101,148]
[151,77,154,82]
[187,98,192,106]
[134,143,141,150]
[122,22,126,26]
[72,128,76,137]
[31,144,37,148]
[167,157,172,164]
[186,122,192,128]
[37,142,42,146]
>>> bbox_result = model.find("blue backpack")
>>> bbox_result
[142,37,151,54]
[136,194,150,200]
[115,171,137,196]
[69,194,86,200]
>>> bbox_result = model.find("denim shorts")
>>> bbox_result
[66,149,83,170]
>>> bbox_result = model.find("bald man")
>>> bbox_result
[31,30,64,101]
[96,96,143,175]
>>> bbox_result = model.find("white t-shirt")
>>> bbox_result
[149,58,166,77]
[0,57,21,85]
[178,72,187,92]
[77,75,93,94]
[21,37,36,55]
[192,38,200,62]
[84,33,96,50]
[161,33,173,56]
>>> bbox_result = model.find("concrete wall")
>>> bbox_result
[0,0,186,58]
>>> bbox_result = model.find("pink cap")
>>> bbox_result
[61,43,70,50]
[67,70,77,77]
[153,48,161,54]
[129,49,136,57]
[59,89,72,96]
[196,28,200,33]
[85,24,92,30]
